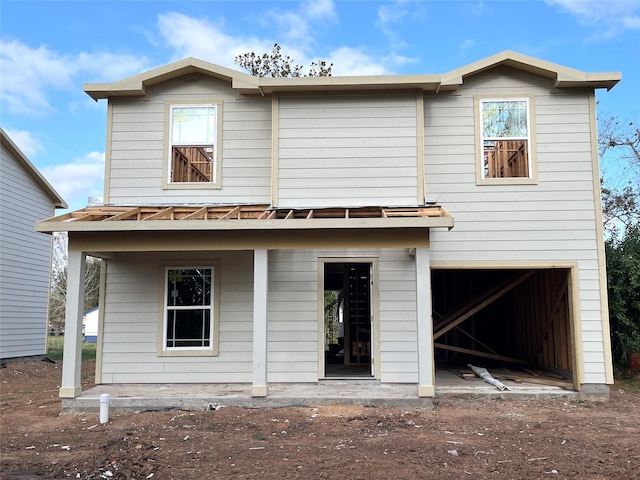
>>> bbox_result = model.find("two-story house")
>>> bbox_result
[37,51,619,404]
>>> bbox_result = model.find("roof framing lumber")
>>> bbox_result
[36,204,454,233]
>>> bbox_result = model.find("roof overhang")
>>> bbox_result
[37,204,454,233]
[1,128,67,209]
[440,50,620,91]
[84,51,620,100]
[84,58,261,100]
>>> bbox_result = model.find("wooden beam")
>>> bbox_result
[143,207,174,221]
[454,326,500,356]
[106,207,142,221]
[492,373,572,388]
[218,206,240,220]
[434,343,529,365]
[181,206,208,220]
[434,270,536,340]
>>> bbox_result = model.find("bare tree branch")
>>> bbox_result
[235,43,332,78]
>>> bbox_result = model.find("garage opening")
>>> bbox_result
[431,268,575,388]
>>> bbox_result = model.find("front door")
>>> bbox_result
[323,262,373,378]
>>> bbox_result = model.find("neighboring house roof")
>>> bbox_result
[37,204,454,233]
[84,50,620,100]
[83,306,99,316]
[1,128,67,209]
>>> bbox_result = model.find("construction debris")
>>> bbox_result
[468,364,509,391]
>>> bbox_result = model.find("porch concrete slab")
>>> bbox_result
[61,372,580,413]
[62,380,430,413]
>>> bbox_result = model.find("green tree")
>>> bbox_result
[235,43,332,78]
[606,225,640,367]
[599,115,640,369]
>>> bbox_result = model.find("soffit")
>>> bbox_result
[37,204,454,233]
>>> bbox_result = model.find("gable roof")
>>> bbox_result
[440,50,620,90]
[84,50,620,100]
[1,128,67,209]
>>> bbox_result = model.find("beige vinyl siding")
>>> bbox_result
[99,251,254,383]
[425,67,607,383]
[377,249,418,382]
[277,95,419,208]
[0,143,54,359]
[267,249,419,383]
[267,250,319,382]
[107,74,272,205]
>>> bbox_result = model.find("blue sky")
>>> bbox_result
[1,0,639,212]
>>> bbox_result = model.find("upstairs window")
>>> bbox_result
[164,267,215,351]
[478,98,535,184]
[168,104,220,185]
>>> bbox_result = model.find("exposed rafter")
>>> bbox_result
[36,204,454,233]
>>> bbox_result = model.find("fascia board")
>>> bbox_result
[84,57,260,100]
[440,50,620,91]
[255,74,442,94]
[36,216,453,233]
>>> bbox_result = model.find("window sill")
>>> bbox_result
[157,349,219,357]
[163,182,222,190]
[477,177,537,186]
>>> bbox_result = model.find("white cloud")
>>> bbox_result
[0,40,73,115]
[4,129,43,158]
[372,1,426,66]
[546,0,640,38]
[156,12,272,67]
[376,1,409,49]
[265,0,337,48]
[304,0,337,21]
[155,9,403,77]
[0,38,150,116]
[41,151,105,210]
[377,3,409,26]
[460,39,476,51]
[329,47,391,76]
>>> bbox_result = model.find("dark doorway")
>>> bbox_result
[324,263,372,378]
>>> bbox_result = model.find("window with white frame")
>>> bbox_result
[480,98,532,180]
[169,105,218,184]
[164,267,214,350]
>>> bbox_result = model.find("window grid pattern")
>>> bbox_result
[165,267,214,349]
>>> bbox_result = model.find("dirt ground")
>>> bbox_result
[1,360,639,480]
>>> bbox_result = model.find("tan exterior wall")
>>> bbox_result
[99,251,254,383]
[268,248,419,384]
[97,248,420,384]
[106,74,272,205]
[276,94,420,208]
[424,67,608,384]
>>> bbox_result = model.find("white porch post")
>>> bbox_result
[415,247,435,397]
[59,250,86,398]
[252,249,268,397]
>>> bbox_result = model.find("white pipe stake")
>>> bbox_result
[99,393,110,423]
